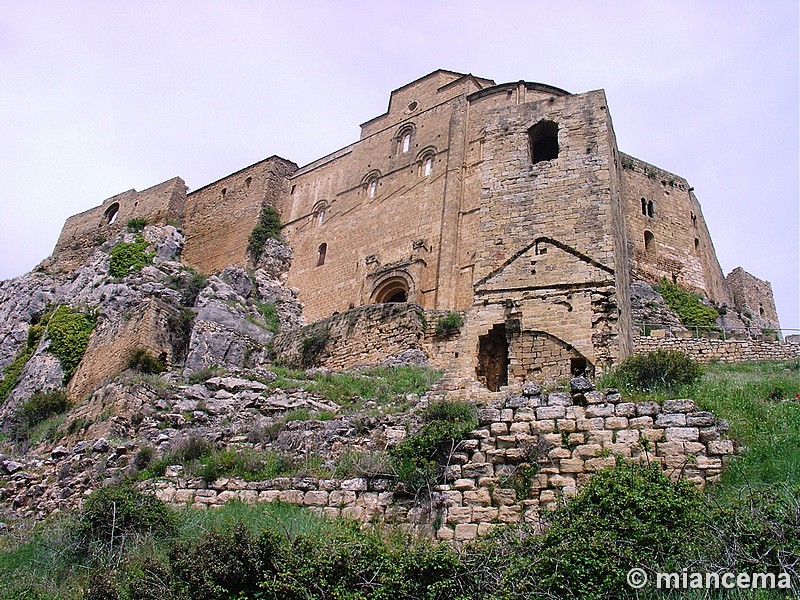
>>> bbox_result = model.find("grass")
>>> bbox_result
[684,360,800,497]
[266,365,443,413]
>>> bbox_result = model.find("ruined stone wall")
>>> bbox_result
[469,89,628,378]
[183,156,297,274]
[145,387,733,542]
[272,303,428,370]
[634,334,800,363]
[47,178,186,272]
[620,154,731,305]
[68,298,181,401]
[725,267,781,332]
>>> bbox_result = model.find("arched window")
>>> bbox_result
[104,202,120,225]
[396,124,415,155]
[417,149,436,177]
[528,120,559,164]
[694,238,700,251]
[647,200,655,218]
[644,230,655,253]
[316,243,327,266]
[312,201,328,227]
[363,171,381,199]
[372,275,411,304]
[641,198,647,216]
[245,176,252,189]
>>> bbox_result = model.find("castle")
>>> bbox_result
[46,70,780,388]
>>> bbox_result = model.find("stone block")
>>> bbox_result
[447,506,473,524]
[629,416,654,429]
[509,421,531,435]
[585,404,615,418]
[707,440,735,455]
[436,526,455,541]
[278,490,303,504]
[454,523,478,541]
[614,429,640,444]
[687,412,716,427]
[556,419,577,432]
[584,391,606,404]
[615,402,636,417]
[497,505,523,523]
[605,416,629,430]
[665,427,700,442]
[462,463,494,478]
[587,430,614,445]
[478,409,502,424]
[304,491,329,506]
[663,399,697,413]
[536,406,566,420]
[340,477,368,492]
[472,506,499,522]
[559,458,585,473]
[453,478,477,491]
[547,392,573,406]
[492,488,517,506]
[636,401,661,417]
[463,488,492,507]
[576,417,605,430]
[532,419,556,433]
[490,422,509,436]
[656,413,687,427]
[584,457,616,472]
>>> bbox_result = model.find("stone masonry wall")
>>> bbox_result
[144,385,733,542]
[272,303,428,370]
[635,335,800,363]
[47,177,186,273]
[725,267,781,333]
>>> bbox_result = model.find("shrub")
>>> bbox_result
[609,349,704,392]
[528,460,704,598]
[75,483,176,551]
[20,389,70,428]
[126,217,147,232]
[247,204,282,261]
[186,365,225,384]
[46,305,97,383]
[109,236,153,277]
[435,312,464,337]
[168,270,208,307]
[655,279,720,331]
[389,399,477,492]
[126,348,166,374]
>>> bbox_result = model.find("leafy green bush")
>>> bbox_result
[608,349,704,392]
[435,312,464,337]
[75,483,176,551]
[476,460,704,599]
[109,236,153,277]
[389,399,477,492]
[126,348,166,374]
[168,270,208,307]
[247,204,282,261]
[46,305,97,383]
[655,279,720,330]
[20,389,70,428]
[126,217,148,232]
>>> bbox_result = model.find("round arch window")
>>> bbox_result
[104,202,120,225]
[372,276,410,303]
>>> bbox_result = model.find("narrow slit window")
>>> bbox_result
[644,230,655,253]
[641,198,647,215]
[647,200,655,218]
[369,179,378,198]
[402,132,411,153]
[316,243,327,266]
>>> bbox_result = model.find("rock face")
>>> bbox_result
[0,226,303,425]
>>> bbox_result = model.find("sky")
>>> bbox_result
[1,0,798,330]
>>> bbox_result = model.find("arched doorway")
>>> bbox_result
[477,323,508,391]
[372,276,411,304]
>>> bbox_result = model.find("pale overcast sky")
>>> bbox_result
[1,1,797,329]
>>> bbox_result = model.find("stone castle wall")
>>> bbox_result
[47,177,186,273]
[144,386,734,542]
[725,267,781,333]
[620,155,732,305]
[635,334,800,363]
[182,156,297,274]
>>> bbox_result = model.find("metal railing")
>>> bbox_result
[634,322,800,343]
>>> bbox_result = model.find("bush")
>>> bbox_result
[655,279,720,331]
[389,399,477,492]
[126,348,166,374]
[75,483,176,551]
[46,305,97,383]
[247,204,282,261]
[253,300,280,333]
[168,270,207,307]
[109,236,153,277]
[609,349,704,392]
[506,460,704,599]
[20,389,70,428]
[435,312,464,337]
[126,218,147,232]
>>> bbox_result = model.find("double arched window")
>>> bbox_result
[312,201,329,227]
[416,148,437,177]
[362,171,381,199]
